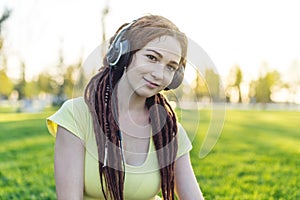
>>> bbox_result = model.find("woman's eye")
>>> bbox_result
[146,55,157,62]
[166,65,176,72]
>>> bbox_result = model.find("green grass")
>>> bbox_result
[0,111,56,200]
[182,109,300,200]
[0,108,300,199]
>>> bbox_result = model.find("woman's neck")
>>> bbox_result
[116,73,151,133]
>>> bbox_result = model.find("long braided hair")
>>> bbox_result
[84,15,188,200]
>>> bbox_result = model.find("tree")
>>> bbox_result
[0,69,13,98]
[0,8,14,99]
[285,60,300,104]
[24,80,39,98]
[0,8,11,34]
[191,68,222,102]
[14,61,26,99]
[226,65,243,103]
[250,70,281,103]
[63,59,85,98]
[37,72,55,94]
[37,45,86,104]
[205,68,221,101]
[192,72,209,101]
[0,8,11,70]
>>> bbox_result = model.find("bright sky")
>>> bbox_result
[1,0,300,85]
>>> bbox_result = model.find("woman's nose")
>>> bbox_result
[150,64,164,80]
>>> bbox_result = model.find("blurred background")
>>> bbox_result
[1,1,300,199]
[0,0,300,111]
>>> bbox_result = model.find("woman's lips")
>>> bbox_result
[143,78,160,88]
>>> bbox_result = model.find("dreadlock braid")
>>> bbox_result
[146,93,178,200]
[85,66,125,200]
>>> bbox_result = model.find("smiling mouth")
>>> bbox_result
[143,78,160,88]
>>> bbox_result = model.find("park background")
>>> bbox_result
[0,0,299,199]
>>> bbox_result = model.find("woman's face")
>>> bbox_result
[125,35,182,98]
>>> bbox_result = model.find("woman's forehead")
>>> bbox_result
[142,36,182,59]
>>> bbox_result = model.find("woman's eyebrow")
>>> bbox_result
[169,60,180,68]
[145,49,163,58]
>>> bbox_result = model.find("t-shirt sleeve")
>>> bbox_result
[176,123,192,159]
[46,97,90,142]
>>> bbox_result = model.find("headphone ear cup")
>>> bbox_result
[165,66,184,90]
[106,37,130,67]
[106,21,136,67]
[114,40,131,68]
[106,42,120,66]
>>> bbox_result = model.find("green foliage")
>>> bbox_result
[24,81,39,98]
[0,69,13,97]
[205,69,221,101]
[192,72,209,100]
[13,62,27,100]
[0,109,299,199]
[37,73,55,94]
[62,63,85,98]
[192,68,221,101]
[227,65,243,103]
[250,70,281,103]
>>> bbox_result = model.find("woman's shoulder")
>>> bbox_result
[60,97,89,114]
[48,96,92,128]
[47,96,92,140]
[62,96,86,107]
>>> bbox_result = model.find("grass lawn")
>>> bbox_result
[0,107,299,199]
[182,109,300,200]
[0,109,57,200]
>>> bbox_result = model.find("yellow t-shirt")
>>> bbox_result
[47,97,192,200]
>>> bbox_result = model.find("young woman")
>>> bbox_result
[47,14,204,200]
